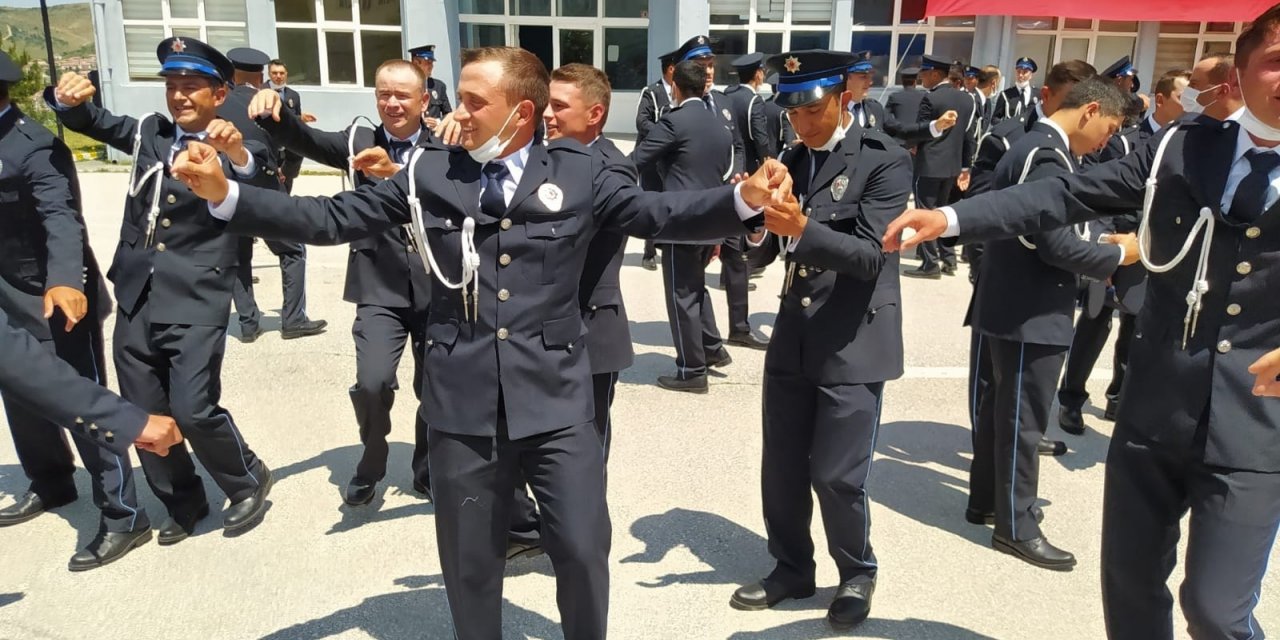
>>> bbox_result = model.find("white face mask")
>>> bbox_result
[1235,69,1280,142]
[1178,84,1221,115]
[813,111,852,152]
[467,106,521,164]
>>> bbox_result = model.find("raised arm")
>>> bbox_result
[44,74,141,153]
[249,88,350,169]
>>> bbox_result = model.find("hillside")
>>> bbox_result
[0,3,95,62]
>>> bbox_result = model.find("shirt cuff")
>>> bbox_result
[1116,244,1126,266]
[207,182,240,222]
[733,182,764,221]
[745,230,769,248]
[940,206,960,238]
[929,121,944,138]
[230,154,256,178]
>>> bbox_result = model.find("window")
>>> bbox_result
[274,0,402,87]
[120,0,248,81]
[459,0,649,90]
[851,0,975,88]
[708,1,839,82]
[1155,21,1244,78]
[1014,17,1140,85]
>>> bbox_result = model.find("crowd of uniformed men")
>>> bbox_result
[1,4,1279,637]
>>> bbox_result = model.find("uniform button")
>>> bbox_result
[426,339,434,346]
[89,423,98,433]
[1217,340,1232,354]
[804,207,812,216]
[1175,217,1182,225]
[156,243,167,252]
[591,304,598,311]
[75,417,84,425]
[1237,261,1252,275]
[1247,226,1262,239]
[445,219,454,228]
[104,431,114,443]
[166,194,177,204]
[1227,303,1242,316]
[500,219,512,230]
[497,328,509,340]
[407,243,416,253]
[800,296,812,308]
[499,254,512,266]
[497,288,510,301]
[797,267,808,278]
[830,213,837,221]
[161,218,171,228]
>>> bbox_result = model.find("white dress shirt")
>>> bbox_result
[1223,125,1280,214]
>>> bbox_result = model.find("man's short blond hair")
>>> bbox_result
[551,63,612,125]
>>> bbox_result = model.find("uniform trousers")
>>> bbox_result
[113,292,265,518]
[1059,309,1134,412]
[1102,420,1280,639]
[232,235,310,332]
[914,177,958,271]
[2,317,148,533]
[350,303,431,486]
[719,238,751,335]
[431,414,610,640]
[761,372,884,587]
[968,337,1064,541]
[659,244,725,378]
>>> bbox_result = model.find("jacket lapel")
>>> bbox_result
[508,143,551,214]
[446,148,485,222]
[809,134,852,197]
[1190,121,1238,214]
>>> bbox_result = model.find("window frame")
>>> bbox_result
[274,0,404,87]
[120,0,249,82]
[1153,21,1243,73]
[849,0,977,88]
[1013,16,1143,68]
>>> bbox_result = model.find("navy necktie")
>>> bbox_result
[851,102,864,127]
[387,140,412,164]
[1230,149,1280,222]
[481,162,510,218]
[171,133,201,165]
[702,95,713,110]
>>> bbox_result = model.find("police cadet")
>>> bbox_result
[1185,53,1243,122]
[896,54,976,279]
[1059,69,1187,435]
[885,9,1280,636]
[883,66,924,150]
[845,50,887,133]
[0,305,185,459]
[730,50,911,631]
[964,76,1138,571]
[990,57,1038,127]
[409,45,452,130]
[246,59,435,506]
[633,59,736,393]
[635,50,678,271]
[223,47,326,344]
[1102,56,1145,128]
[975,65,1001,134]
[266,58,308,192]
[48,38,278,544]
[175,46,781,640]
[0,51,151,571]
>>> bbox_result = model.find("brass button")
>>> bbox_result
[1237,261,1252,275]
[75,417,84,425]
[445,219,454,228]
[1247,226,1262,239]
[800,296,812,308]
[497,288,510,301]
[1227,303,1242,316]
[804,207,812,216]
[156,243,167,252]
[166,194,177,204]
[161,218,171,228]
[426,339,434,346]
[88,423,98,432]
[499,254,512,266]
[104,430,114,443]
[497,328,509,340]
[590,304,598,311]
[1217,340,1232,354]
[1175,217,1181,225]
[500,219,512,230]
[407,243,416,253]
[830,213,837,221]
[797,267,808,278]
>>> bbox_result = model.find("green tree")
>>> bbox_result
[2,32,56,128]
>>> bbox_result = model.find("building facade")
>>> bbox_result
[91,0,1245,142]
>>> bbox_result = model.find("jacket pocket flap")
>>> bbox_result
[526,215,582,239]
[542,314,585,348]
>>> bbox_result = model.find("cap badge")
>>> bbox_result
[171,38,186,53]
[784,56,801,74]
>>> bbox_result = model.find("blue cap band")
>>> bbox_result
[778,74,845,94]
[415,51,436,61]
[161,57,221,80]
[1111,63,1133,77]
[682,45,713,61]
[1016,62,1034,70]
[848,62,873,73]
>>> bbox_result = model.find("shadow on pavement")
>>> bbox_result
[726,616,999,639]
[871,422,990,548]
[257,574,559,640]
[0,592,24,608]
[620,507,767,589]
[271,444,434,534]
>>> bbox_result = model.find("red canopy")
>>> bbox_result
[925,0,1269,22]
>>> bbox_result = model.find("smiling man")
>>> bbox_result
[173,46,788,640]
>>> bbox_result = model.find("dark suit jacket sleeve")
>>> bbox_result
[967,133,1006,197]
[791,145,912,280]
[593,153,746,241]
[630,115,677,175]
[1021,154,1122,280]
[440,82,453,115]
[955,140,1151,243]
[240,140,285,189]
[635,87,658,140]
[0,313,146,456]
[26,138,85,291]
[749,95,773,159]
[990,93,1010,126]
[896,93,938,143]
[224,169,411,245]
[962,106,978,169]
[883,95,905,138]
[256,107,350,170]
[47,91,141,154]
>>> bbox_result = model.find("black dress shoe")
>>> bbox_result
[706,351,733,368]
[992,534,1076,571]
[223,466,274,532]
[239,325,264,344]
[344,478,377,506]
[641,256,658,271]
[964,506,1044,526]
[1038,437,1068,457]
[828,578,875,630]
[730,578,816,611]
[158,504,209,545]
[657,374,708,394]
[69,528,152,572]
[750,267,766,278]
[1059,405,1086,435]
[507,540,544,561]
[281,319,328,340]
[940,264,958,276]
[1103,400,1118,421]
[0,491,76,527]
[727,332,770,351]
[903,267,942,280]
[413,480,433,502]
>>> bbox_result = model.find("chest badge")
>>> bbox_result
[538,183,564,212]
[831,175,849,202]
[722,108,732,121]
[432,90,439,99]
[288,98,295,108]
[869,114,877,128]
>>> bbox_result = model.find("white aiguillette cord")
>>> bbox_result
[404,147,481,321]
[1013,146,1089,250]
[343,115,380,190]
[1135,124,1215,349]
[128,113,165,247]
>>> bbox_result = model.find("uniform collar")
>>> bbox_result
[1145,114,1163,134]
[387,127,422,146]
[1233,124,1280,167]
[661,79,673,102]
[679,97,705,108]
[493,138,533,185]
[1040,116,1071,153]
